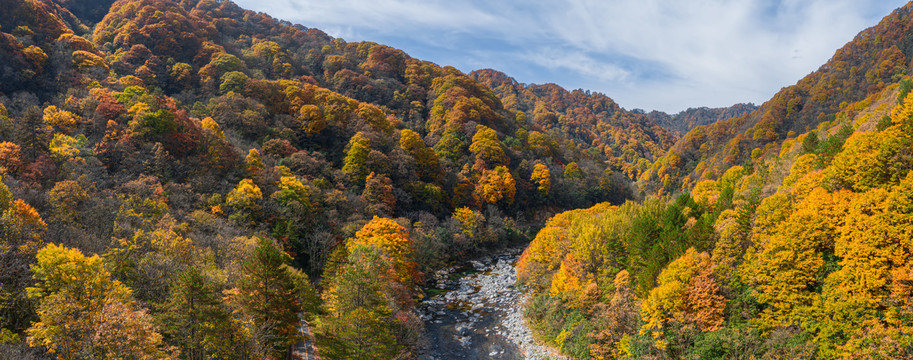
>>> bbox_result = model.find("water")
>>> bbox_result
[417,248,565,360]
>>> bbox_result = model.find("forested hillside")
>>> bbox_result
[0,0,679,358]
[644,3,913,195]
[472,69,676,180]
[3,0,913,359]
[517,4,913,359]
[644,103,758,134]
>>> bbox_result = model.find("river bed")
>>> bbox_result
[417,248,567,360]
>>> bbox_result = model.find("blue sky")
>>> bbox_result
[234,0,908,113]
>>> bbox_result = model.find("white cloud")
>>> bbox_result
[233,0,908,112]
[527,50,631,83]
[239,0,502,36]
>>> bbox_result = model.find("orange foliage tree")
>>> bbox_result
[347,216,418,287]
[474,166,515,206]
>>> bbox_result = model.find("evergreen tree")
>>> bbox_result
[235,237,315,360]
[321,244,400,359]
[158,267,248,360]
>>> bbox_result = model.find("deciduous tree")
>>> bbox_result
[474,165,515,205]
[531,163,551,196]
[27,244,168,359]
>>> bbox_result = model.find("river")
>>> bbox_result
[417,248,567,360]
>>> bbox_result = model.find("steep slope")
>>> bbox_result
[645,3,913,194]
[515,65,913,360]
[510,4,913,358]
[0,0,92,94]
[0,0,678,358]
[471,69,677,180]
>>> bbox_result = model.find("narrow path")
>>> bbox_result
[291,315,320,360]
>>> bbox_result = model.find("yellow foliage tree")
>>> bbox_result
[468,125,507,166]
[400,128,440,179]
[741,188,854,330]
[452,206,486,242]
[690,180,720,210]
[245,148,265,175]
[272,175,311,207]
[641,248,723,348]
[27,244,168,359]
[226,179,262,212]
[342,132,372,185]
[347,216,418,287]
[474,165,516,205]
[200,117,224,139]
[298,104,326,136]
[49,133,80,159]
[1,199,48,245]
[812,181,913,357]
[43,105,79,134]
[550,253,590,307]
[830,127,907,191]
[783,153,818,188]
[531,163,551,196]
[517,226,570,291]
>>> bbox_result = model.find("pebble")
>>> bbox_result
[419,249,568,360]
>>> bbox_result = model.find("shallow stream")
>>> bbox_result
[417,248,566,360]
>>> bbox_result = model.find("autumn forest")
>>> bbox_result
[1,0,913,359]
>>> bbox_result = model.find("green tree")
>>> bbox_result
[158,267,249,360]
[234,237,315,360]
[321,245,401,359]
[433,132,466,163]
[219,71,249,94]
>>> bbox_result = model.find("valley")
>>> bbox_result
[1,0,913,359]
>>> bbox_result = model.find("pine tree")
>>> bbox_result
[321,245,400,359]
[235,237,314,360]
[158,267,248,360]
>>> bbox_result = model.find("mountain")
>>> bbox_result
[644,103,758,134]
[0,0,678,358]
[471,69,677,180]
[3,0,913,358]
[515,3,913,359]
[644,3,913,194]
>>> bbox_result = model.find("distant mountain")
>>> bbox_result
[645,103,758,134]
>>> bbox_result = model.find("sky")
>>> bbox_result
[233,0,909,113]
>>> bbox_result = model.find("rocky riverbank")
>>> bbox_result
[418,248,567,360]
